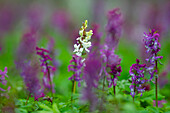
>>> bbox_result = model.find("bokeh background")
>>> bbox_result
[0,0,170,112]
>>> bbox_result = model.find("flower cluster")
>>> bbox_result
[21,63,44,101]
[107,62,122,87]
[105,8,123,49]
[0,67,10,92]
[143,29,163,80]
[99,8,123,89]
[68,20,93,86]
[100,45,122,87]
[73,20,93,56]
[15,31,37,69]
[36,47,53,65]
[68,54,84,86]
[129,59,146,97]
[36,47,56,91]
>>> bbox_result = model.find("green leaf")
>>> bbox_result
[35,111,53,113]
[58,102,67,108]
[165,112,170,113]
[138,110,149,113]
[146,106,159,113]
[52,103,60,113]
[39,104,53,111]
[15,108,28,113]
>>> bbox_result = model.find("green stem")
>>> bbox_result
[71,80,76,100]
[113,85,116,96]
[71,80,76,109]
[73,81,76,93]
[112,75,116,96]
[25,92,31,105]
[155,77,158,107]
[102,76,105,91]
[45,62,53,102]
[155,54,158,107]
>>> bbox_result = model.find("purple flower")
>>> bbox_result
[100,45,122,87]
[144,29,161,55]
[107,64,122,87]
[68,54,84,87]
[101,8,123,85]
[143,29,163,80]
[129,59,146,97]
[105,8,123,49]
[15,31,37,69]
[36,47,56,92]
[21,63,44,101]
[36,47,53,66]
[0,67,10,92]
[82,53,102,111]
[15,32,44,100]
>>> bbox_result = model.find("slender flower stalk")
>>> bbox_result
[129,59,146,102]
[36,46,56,101]
[102,76,105,91]
[68,20,93,102]
[144,29,163,107]
[155,58,158,107]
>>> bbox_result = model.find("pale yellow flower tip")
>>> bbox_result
[86,30,93,37]
[84,20,88,29]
